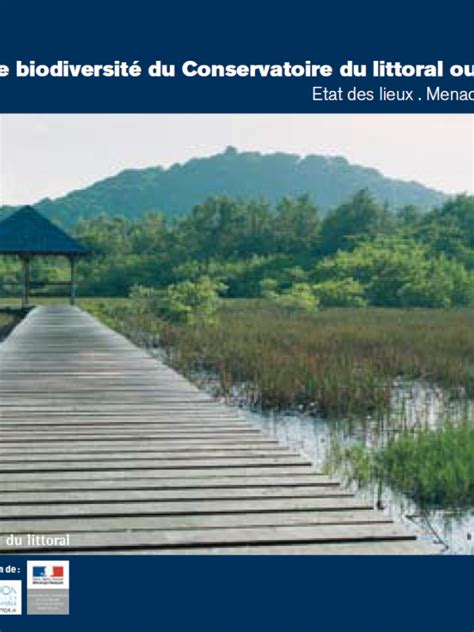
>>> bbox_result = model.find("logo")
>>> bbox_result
[0,580,22,615]
[32,565,64,579]
[27,561,69,615]
[28,561,69,589]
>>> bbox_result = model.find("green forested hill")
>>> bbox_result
[1,148,446,226]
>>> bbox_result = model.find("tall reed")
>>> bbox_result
[89,299,474,418]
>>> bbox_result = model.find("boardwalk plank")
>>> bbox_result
[0,466,320,482]
[0,475,336,491]
[0,509,391,533]
[0,485,349,504]
[1,497,376,519]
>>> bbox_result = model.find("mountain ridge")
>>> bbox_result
[0,148,448,226]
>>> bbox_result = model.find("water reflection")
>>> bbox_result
[231,383,474,555]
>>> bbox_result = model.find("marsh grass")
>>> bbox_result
[87,299,474,419]
[381,422,474,510]
[327,422,474,512]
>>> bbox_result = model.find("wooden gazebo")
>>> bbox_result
[0,206,88,307]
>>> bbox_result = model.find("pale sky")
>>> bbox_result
[0,114,472,205]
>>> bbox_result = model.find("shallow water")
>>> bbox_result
[233,390,474,555]
[152,349,474,554]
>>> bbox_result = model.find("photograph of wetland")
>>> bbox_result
[0,114,472,554]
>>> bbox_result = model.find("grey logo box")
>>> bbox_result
[27,589,69,615]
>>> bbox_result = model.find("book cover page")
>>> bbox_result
[0,2,472,630]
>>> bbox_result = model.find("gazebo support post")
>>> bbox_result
[69,256,77,306]
[0,207,88,307]
[22,256,32,309]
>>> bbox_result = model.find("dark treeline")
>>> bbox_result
[1,189,473,307]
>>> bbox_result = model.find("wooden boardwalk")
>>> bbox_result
[0,306,436,554]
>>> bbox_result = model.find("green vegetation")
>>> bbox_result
[1,189,472,310]
[87,300,474,417]
[262,281,320,312]
[326,422,474,511]
[130,277,226,325]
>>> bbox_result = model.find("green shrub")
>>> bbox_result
[260,279,319,312]
[275,283,319,312]
[259,277,279,299]
[316,237,474,308]
[314,278,367,307]
[160,276,227,324]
